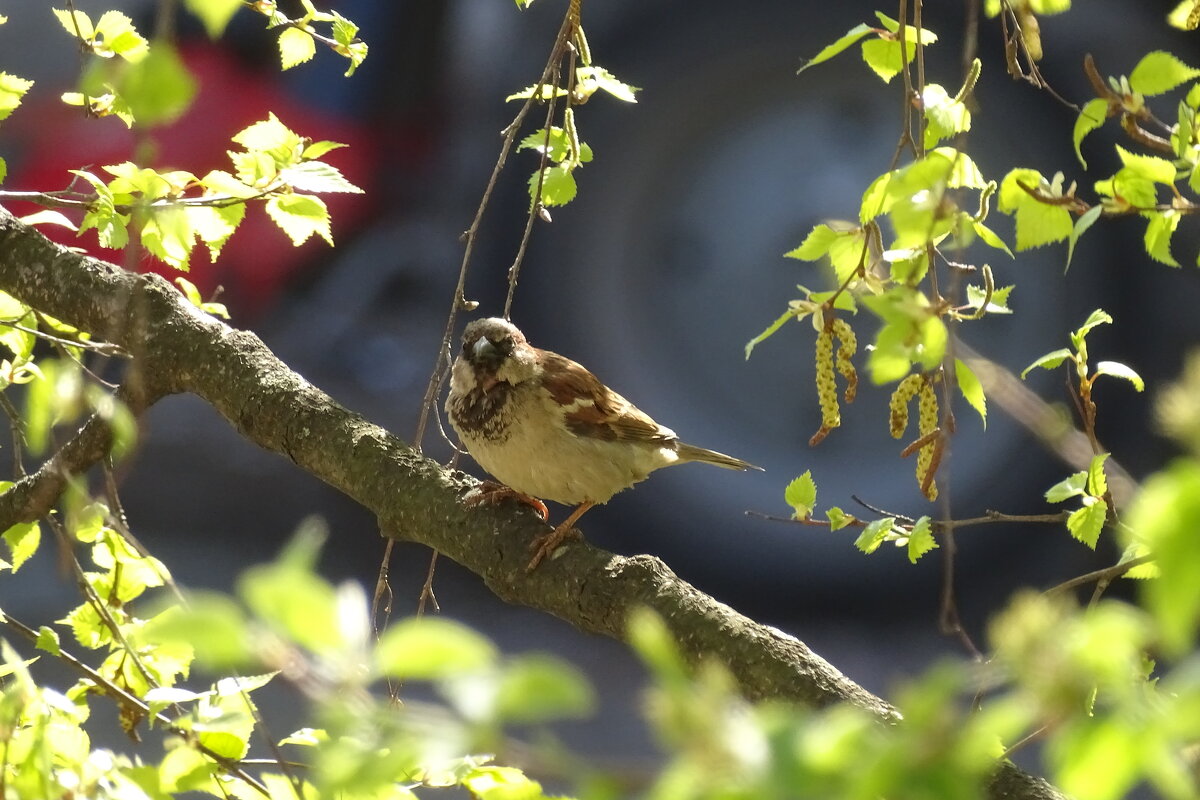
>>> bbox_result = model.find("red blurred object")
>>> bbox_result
[4,44,379,317]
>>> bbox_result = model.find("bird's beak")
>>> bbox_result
[473,337,495,360]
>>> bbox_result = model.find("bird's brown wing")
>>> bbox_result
[539,352,676,445]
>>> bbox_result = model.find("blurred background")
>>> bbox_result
[2,0,1199,775]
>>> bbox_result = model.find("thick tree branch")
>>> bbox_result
[0,209,1063,800]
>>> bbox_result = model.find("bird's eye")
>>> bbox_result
[461,340,470,354]
[498,336,514,355]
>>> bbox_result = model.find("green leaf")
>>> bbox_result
[1066,499,1107,549]
[1087,453,1110,498]
[145,595,251,670]
[35,626,60,655]
[907,516,938,563]
[279,161,363,193]
[265,194,332,246]
[797,22,873,74]
[784,471,817,520]
[1045,471,1088,503]
[278,26,316,70]
[85,42,196,127]
[495,654,595,722]
[1073,98,1109,168]
[782,225,840,260]
[826,507,854,531]
[1115,145,1177,185]
[18,209,77,230]
[1065,205,1103,272]
[1074,308,1113,340]
[861,39,907,83]
[199,169,258,198]
[183,0,242,37]
[971,220,1012,256]
[859,16,937,83]
[855,517,895,554]
[2,520,40,572]
[997,168,1073,250]
[375,617,498,679]
[517,127,593,164]
[92,10,148,61]
[279,727,328,747]
[575,66,639,102]
[745,308,799,359]
[186,203,245,262]
[301,140,346,160]
[1169,0,1200,29]
[627,607,688,682]
[330,11,368,77]
[529,164,577,207]
[931,146,987,189]
[1129,50,1200,96]
[954,358,986,428]
[921,83,971,146]
[0,72,33,122]
[461,767,545,800]
[1014,201,1073,251]
[237,528,343,653]
[965,282,1014,314]
[1128,460,1200,653]
[1094,360,1145,391]
[141,206,195,270]
[862,288,946,382]
[1143,210,1181,266]
[233,112,302,157]
[53,8,94,38]
[1021,348,1072,378]
[1117,541,1159,579]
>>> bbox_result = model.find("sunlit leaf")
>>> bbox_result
[1067,498,1107,549]
[278,26,316,70]
[955,358,986,428]
[376,617,498,679]
[1046,471,1088,503]
[1129,50,1200,96]
[1094,360,1145,391]
[798,23,873,74]
[1073,98,1109,168]
[784,471,817,520]
[907,516,938,563]
[1021,348,1072,378]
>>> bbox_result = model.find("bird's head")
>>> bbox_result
[459,317,538,390]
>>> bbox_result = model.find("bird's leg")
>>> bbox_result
[526,501,595,572]
[465,480,549,521]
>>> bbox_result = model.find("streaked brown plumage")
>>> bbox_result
[446,317,761,570]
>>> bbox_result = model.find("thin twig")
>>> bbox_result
[1002,724,1051,760]
[0,392,27,479]
[0,318,127,357]
[377,0,585,678]
[1044,554,1154,598]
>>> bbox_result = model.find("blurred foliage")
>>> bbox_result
[2,2,1200,799]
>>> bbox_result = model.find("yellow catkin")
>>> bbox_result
[916,378,940,501]
[810,329,839,446]
[889,373,924,439]
[830,318,858,404]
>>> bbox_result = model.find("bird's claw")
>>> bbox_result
[464,481,549,521]
[525,524,583,572]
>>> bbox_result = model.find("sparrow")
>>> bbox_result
[446,317,762,571]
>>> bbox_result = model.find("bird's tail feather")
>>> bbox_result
[676,442,764,472]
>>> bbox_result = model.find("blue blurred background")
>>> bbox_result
[3,0,1199,774]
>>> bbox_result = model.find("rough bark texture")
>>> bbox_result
[0,209,1064,800]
